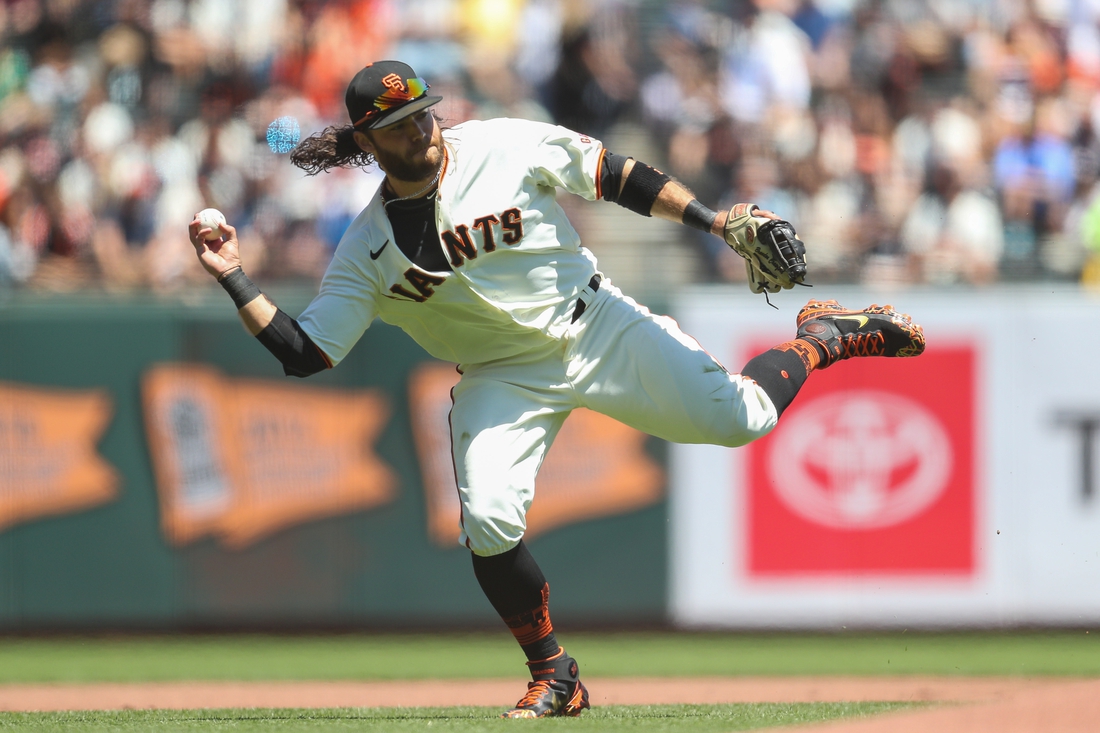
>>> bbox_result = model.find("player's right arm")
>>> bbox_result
[516,120,782,238]
[188,216,332,377]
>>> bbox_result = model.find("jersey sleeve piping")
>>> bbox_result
[595,147,607,201]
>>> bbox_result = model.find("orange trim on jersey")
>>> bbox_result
[594,147,607,201]
[439,142,451,187]
[314,344,334,369]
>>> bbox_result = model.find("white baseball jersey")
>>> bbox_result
[296,117,778,556]
[298,118,606,366]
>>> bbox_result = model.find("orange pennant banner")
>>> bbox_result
[143,364,396,548]
[408,362,665,547]
[0,382,118,531]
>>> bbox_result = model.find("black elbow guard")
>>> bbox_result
[255,309,332,378]
[602,154,672,216]
[601,152,629,202]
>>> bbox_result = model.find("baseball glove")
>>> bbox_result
[723,203,807,295]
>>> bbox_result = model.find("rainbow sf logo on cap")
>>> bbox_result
[372,74,430,112]
[346,60,441,129]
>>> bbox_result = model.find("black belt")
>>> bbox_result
[571,274,602,323]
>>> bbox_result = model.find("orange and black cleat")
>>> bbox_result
[796,299,926,369]
[501,648,590,719]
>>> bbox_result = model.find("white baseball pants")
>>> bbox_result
[451,279,778,556]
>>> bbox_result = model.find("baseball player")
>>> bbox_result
[188,61,925,718]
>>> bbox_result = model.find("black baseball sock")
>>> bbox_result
[471,541,561,662]
[740,339,820,417]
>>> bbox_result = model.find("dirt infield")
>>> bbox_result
[1,677,1096,731]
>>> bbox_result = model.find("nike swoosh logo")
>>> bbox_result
[370,240,390,260]
[835,315,869,328]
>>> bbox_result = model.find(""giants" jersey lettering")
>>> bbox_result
[442,208,524,267]
[390,269,446,302]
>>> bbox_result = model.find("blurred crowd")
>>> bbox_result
[2,0,1100,293]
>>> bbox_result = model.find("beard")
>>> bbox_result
[373,141,442,183]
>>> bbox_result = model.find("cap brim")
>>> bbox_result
[366,95,443,129]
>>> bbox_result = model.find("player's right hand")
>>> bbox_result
[188,215,242,280]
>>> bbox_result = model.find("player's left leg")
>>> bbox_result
[471,541,589,719]
[449,357,590,719]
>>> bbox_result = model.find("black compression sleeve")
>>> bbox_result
[740,347,811,418]
[600,152,629,202]
[255,309,332,378]
[471,541,560,662]
[471,540,547,618]
[601,154,672,216]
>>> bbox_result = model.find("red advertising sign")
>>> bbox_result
[745,344,976,577]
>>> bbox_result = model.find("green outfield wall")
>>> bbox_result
[0,289,667,631]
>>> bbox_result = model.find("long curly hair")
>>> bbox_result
[289,112,446,176]
[290,125,373,176]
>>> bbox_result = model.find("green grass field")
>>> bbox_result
[0,703,917,732]
[0,631,1094,731]
[0,630,1095,683]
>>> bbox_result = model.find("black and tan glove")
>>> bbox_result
[723,203,807,295]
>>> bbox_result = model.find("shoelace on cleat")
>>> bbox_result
[515,680,556,709]
[839,331,885,358]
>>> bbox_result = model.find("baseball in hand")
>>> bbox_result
[196,208,227,241]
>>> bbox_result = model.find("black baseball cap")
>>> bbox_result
[345,60,442,130]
